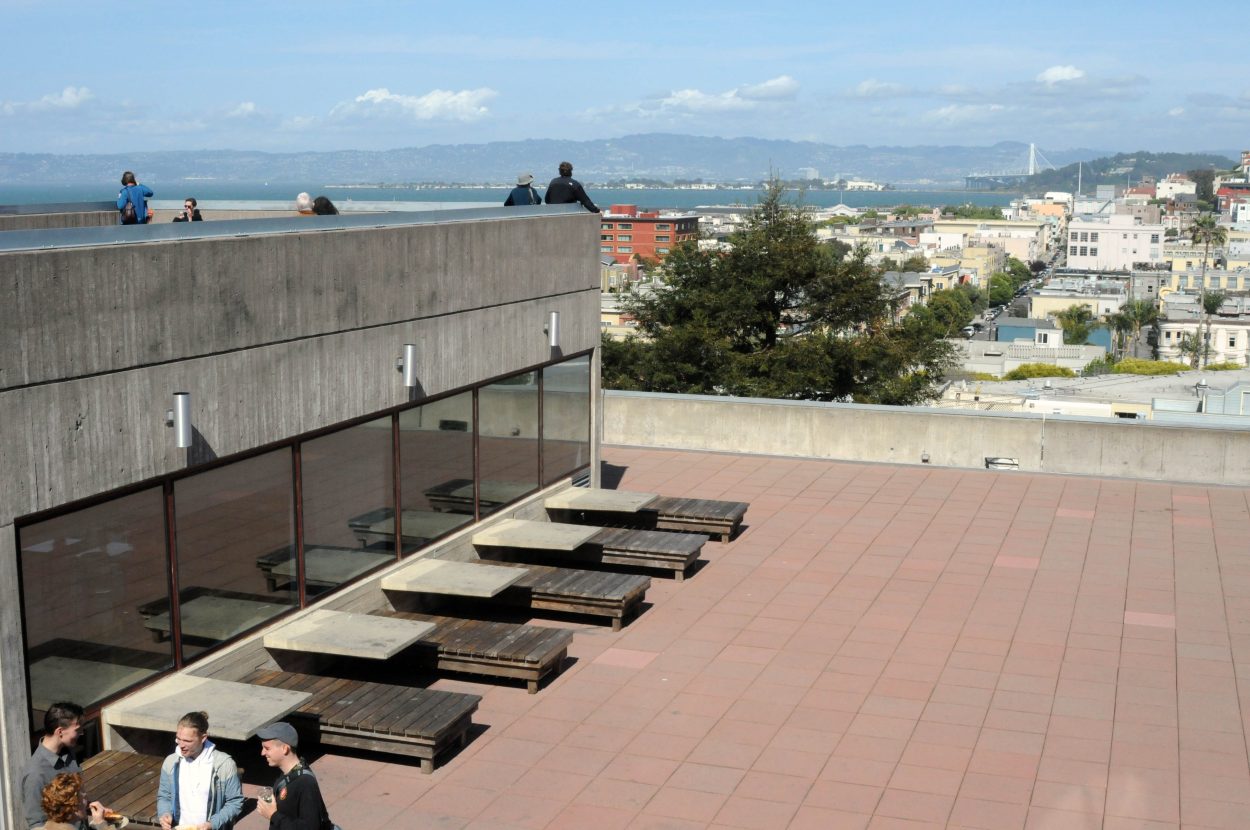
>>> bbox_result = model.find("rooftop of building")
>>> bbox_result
[961,367,1250,404]
[220,444,1250,829]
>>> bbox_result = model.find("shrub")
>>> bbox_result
[1003,363,1076,380]
[1204,361,1244,371]
[1110,358,1192,375]
[967,372,1000,381]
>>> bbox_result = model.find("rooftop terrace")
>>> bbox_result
[225,445,1250,829]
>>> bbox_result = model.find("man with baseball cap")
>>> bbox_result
[254,722,332,830]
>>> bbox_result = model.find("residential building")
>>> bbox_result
[600,204,698,264]
[1156,174,1197,200]
[1065,213,1165,270]
[1157,292,1250,365]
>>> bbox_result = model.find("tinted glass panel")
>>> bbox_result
[478,372,539,516]
[172,450,295,659]
[543,355,591,484]
[398,391,475,544]
[18,488,172,728]
[299,416,395,594]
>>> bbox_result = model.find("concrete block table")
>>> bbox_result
[263,609,436,660]
[472,518,600,551]
[544,489,658,513]
[104,676,311,741]
[381,559,528,598]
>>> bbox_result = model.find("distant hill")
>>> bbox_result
[1024,151,1237,193]
[0,135,1110,187]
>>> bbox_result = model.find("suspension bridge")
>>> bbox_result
[965,143,1057,190]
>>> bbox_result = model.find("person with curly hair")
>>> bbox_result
[38,772,106,830]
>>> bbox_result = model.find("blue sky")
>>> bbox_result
[3,0,1244,154]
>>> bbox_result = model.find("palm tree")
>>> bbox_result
[1200,290,1227,368]
[1106,311,1133,360]
[1177,332,1205,368]
[1123,299,1159,359]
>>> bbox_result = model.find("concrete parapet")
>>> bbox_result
[603,391,1250,486]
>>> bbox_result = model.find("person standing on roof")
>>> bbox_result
[544,162,599,213]
[117,171,154,224]
[504,173,543,206]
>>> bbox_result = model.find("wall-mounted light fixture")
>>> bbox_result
[544,311,560,349]
[165,392,192,449]
[395,343,418,388]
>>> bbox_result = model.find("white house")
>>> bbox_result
[1066,214,1165,271]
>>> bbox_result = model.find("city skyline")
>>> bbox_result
[4,1,1245,155]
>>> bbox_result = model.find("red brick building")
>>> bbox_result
[600,204,698,264]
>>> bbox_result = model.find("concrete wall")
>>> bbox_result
[0,204,116,231]
[0,207,600,823]
[603,391,1250,485]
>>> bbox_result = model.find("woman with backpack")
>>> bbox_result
[117,171,154,224]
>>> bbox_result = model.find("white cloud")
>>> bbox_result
[634,76,801,116]
[227,101,259,119]
[924,103,1007,125]
[1036,65,1085,86]
[336,87,497,121]
[740,75,799,100]
[1168,107,1185,117]
[855,79,909,99]
[2,86,93,115]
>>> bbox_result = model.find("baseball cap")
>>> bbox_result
[255,721,298,748]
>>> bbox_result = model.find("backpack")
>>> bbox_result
[120,189,138,224]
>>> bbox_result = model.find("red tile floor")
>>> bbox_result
[234,447,1250,829]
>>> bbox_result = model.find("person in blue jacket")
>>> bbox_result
[156,711,244,830]
[504,172,543,206]
[117,171,154,224]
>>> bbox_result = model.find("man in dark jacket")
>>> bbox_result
[254,723,332,830]
[545,162,599,212]
[504,173,543,206]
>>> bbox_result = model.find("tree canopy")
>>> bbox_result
[602,183,958,405]
[1054,304,1098,346]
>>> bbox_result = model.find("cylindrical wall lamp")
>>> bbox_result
[545,311,560,349]
[166,392,192,449]
[396,343,418,387]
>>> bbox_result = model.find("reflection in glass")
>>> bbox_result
[398,391,476,545]
[296,416,396,595]
[171,450,295,659]
[478,371,540,515]
[542,355,591,484]
[18,488,172,730]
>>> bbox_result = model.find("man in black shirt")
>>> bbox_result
[545,161,599,213]
[254,722,332,830]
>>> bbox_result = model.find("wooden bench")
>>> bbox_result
[383,610,572,693]
[82,750,163,827]
[473,519,707,580]
[547,489,749,542]
[242,669,480,773]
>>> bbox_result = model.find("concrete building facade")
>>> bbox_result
[1066,213,1165,270]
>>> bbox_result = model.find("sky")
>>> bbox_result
[3,0,1245,155]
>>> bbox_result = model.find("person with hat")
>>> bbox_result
[504,173,543,206]
[254,722,332,830]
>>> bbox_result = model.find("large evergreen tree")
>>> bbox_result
[602,184,957,405]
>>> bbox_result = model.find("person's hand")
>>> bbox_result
[198,823,212,830]
[88,802,106,824]
[256,796,276,819]
[159,813,173,830]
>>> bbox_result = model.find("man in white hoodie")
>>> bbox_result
[156,711,244,830]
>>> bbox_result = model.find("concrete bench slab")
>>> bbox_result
[347,508,471,545]
[104,676,310,741]
[545,488,658,512]
[473,518,600,551]
[143,594,288,642]
[264,609,436,659]
[381,559,528,598]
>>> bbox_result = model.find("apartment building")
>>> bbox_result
[600,204,698,264]
[1066,213,1165,270]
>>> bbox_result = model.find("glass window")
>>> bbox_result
[1070,231,1077,241]
[600,234,613,241]
[655,235,670,242]
[1230,336,1238,348]
[19,488,172,728]
[617,235,632,242]
[299,417,396,595]
[617,246,633,253]
[1165,331,1172,339]
[542,355,591,485]
[1080,232,1088,242]
[657,224,671,231]
[1210,277,1221,289]
[1069,246,1077,256]
[478,372,540,516]
[398,391,476,543]
[600,246,612,253]
[1080,247,1087,256]
[171,449,296,659]
[657,247,670,254]
[618,223,633,230]
[602,223,614,229]
[1090,233,1099,242]
[1151,234,1160,243]
[1090,248,1098,256]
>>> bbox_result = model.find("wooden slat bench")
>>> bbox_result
[498,562,650,630]
[82,750,163,827]
[474,519,708,580]
[243,669,480,773]
[383,611,572,693]
[547,489,749,542]
[590,527,707,580]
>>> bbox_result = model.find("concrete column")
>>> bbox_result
[590,346,603,488]
[0,525,31,830]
